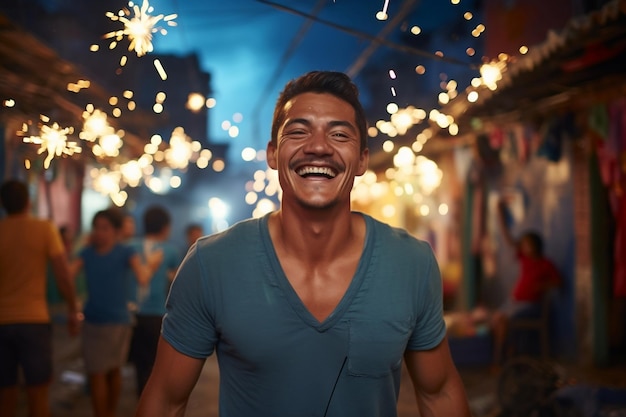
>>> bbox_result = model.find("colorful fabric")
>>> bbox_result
[594,99,626,298]
[608,99,626,297]
[614,196,626,297]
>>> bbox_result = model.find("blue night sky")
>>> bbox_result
[147,0,479,161]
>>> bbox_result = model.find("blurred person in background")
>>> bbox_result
[120,212,136,243]
[0,179,80,417]
[185,223,204,250]
[71,208,161,417]
[46,225,76,305]
[490,197,562,368]
[128,205,180,397]
[59,225,75,256]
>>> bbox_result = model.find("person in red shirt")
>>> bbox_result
[491,199,562,368]
[511,231,561,302]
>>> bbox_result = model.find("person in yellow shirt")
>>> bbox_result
[0,179,80,417]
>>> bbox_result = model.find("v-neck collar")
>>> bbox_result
[259,212,374,332]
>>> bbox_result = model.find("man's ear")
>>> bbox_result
[266,140,277,170]
[356,148,369,176]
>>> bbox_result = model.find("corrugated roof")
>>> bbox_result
[445,0,626,129]
[0,14,158,159]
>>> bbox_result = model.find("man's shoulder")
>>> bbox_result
[160,241,182,261]
[161,240,179,252]
[115,242,135,253]
[1,215,52,227]
[124,238,142,250]
[195,216,263,250]
[13,216,58,237]
[365,214,432,253]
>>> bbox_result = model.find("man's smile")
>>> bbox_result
[296,165,337,179]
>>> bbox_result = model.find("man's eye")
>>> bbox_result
[331,131,350,139]
[285,129,307,136]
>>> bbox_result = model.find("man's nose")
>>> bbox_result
[303,129,332,154]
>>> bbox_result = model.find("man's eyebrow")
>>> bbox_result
[283,117,357,134]
[283,118,311,129]
[283,118,356,132]
[327,120,357,133]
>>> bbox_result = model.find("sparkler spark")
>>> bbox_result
[23,122,81,169]
[104,0,177,58]
[80,109,113,142]
[165,127,194,170]
[153,59,167,80]
[376,0,390,20]
[90,167,128,207]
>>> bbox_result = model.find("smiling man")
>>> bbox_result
[135,71,470,417]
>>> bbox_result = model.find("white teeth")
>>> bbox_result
[296,166,337,178]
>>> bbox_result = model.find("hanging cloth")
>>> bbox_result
[608,99,626,298]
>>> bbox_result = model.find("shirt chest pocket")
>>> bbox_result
[348,319,412,378]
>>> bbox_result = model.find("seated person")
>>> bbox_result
[491,199,562,366]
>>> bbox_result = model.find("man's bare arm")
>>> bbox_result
[135,336,206,417]
[497,198,517,249]
[404,337,471,417]
[50,253,80,336]
[130,251,162,286]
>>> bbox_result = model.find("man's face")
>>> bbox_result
[91,217,118,248]
[519,236,538,258]
[122,216,135,240]
[267,92,368,210]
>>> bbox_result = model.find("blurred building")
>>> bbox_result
[423,0,625,365]
[0,1,232,248]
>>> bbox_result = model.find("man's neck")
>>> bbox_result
[145,233,166,242]
[269,204,363,264]
[94,241,116,254]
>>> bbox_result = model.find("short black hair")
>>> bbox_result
[520,231,544,256]
[92,208,124,230]
[143,205,171,235]
[271,71,368,151]
[0,179,29,214]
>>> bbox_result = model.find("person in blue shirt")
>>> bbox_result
[136,71,470,417]
[128,205,180,397]
[72,208,160,417]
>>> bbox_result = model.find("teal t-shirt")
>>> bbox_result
[162,213,446,417]
[128,239,180,316]
[80,244,135,324]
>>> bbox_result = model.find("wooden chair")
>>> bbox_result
[508,291,554,359]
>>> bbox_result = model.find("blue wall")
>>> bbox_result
[487,139,577,359]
